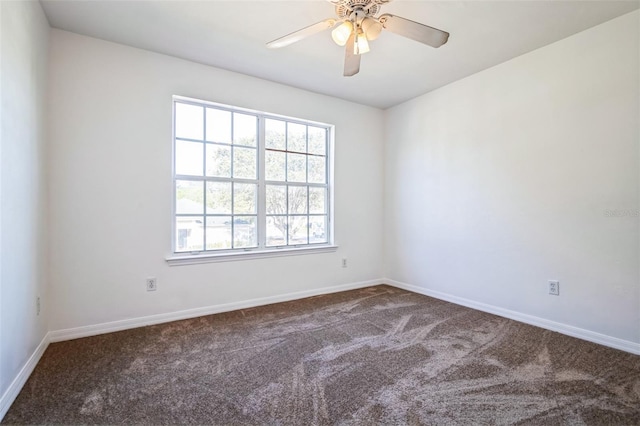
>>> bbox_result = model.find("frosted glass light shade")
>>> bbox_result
[361,17,382,40]
[331,21,353,46]
[354,31,370,54]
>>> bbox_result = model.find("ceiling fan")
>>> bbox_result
[266,0,450,77]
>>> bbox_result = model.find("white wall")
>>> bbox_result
[48,29,385,331]
[0,0,50,406]
[385,11,640,344]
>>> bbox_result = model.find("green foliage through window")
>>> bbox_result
[173,98,331,253]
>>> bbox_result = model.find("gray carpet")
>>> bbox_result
[3,285,640,425]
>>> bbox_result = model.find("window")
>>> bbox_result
[172,96,333,259]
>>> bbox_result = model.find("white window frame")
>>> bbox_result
[166,96,336,265]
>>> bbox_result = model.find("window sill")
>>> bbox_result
[166,245,339,266]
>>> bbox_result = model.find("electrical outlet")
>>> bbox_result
[36,297,41,316]
[342,258,348,268]
[549,280,559,296]
[146,277,157,291]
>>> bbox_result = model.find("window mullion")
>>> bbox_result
[202,107,207,251]
[326,130,332,245]
[172,100,177,253]
[305,126,310,244]
[257,117,266,249]
[230,113,235,249]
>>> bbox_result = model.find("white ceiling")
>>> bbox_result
[40,0,639,109]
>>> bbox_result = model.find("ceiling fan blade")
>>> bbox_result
[343,32,360,77]
[379,14,449,48]
[267,19,337,49]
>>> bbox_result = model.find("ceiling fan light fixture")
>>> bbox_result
[331,21,353,47]
[266,0,450,77]
[361,17,382,40]
[354,29,370,55]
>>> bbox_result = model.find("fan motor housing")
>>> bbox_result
[335,0,386,19]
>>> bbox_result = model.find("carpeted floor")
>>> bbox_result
[3,285,640,425]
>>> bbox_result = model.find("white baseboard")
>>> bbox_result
[49,279,384,343]
[0,332,50,422]
[385,278,640,355]
[4,276,636,424]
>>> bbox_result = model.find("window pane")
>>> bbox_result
[287,123,306,153]
[288,186,307,214]
[206,181,231,214]
[233,113,257,147]
[175,140,203,176]
[176,180,203,214]
[265,150,286,181]
[233,216,257,248]
[206,144,231,178]
[308,126,326,155]
[176,103,203,140]
[174,99,332,253]
[287,153,306,182]
[266,185,286,215]
[206,216,231,250]
[206,108,231,143]
[175,216,204,252]
[266,119,285,150]
[309,187,326,214]
[234,183,257,214]
[266,216,287,246]
[308,156,326,184]
[309,216,327,244]
[288,216,308,245]
[233,147,256,179]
